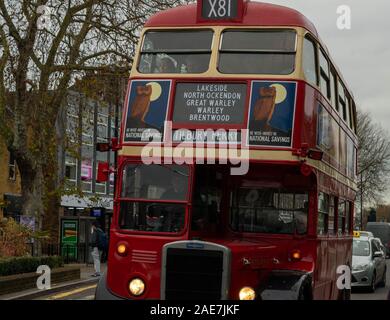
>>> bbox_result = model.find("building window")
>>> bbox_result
[318,193,329,235]
[8,152,16,181]
[302,37,318,86]
[95,164,106,195]
[65,156,77,189]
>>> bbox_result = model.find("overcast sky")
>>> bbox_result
[257,0,390,203]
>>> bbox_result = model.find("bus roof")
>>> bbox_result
[144,1,354,99]
[145,2,318,37]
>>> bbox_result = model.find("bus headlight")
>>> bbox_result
[129,278,145,297]
[239,287,256,300]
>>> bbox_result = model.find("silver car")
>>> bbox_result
[352,237,387,292]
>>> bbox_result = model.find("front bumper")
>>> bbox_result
[351,268,374,287]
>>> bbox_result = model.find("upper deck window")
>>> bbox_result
[302,37,318,86]
[218,30,297,74]
[138,30,213,74]
[319,50,331,100]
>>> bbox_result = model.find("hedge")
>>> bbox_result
[0,256,64,277]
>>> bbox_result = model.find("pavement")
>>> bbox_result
[0,263,107,301]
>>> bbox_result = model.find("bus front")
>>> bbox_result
[96,0,323,300]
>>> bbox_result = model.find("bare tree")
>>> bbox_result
[0,0,189,236]
[357,110,390,208]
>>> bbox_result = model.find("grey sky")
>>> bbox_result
[259,0,390,126]
[258,0,390,203]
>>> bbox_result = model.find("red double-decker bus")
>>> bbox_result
[95,0,358,300]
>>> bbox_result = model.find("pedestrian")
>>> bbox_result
[90,221,104,277]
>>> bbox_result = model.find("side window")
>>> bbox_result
[338,81,347,122]
[330,69,337,110]
[345,202,351,234]
[319,50,331,100]
[348,98,354,130]
[328,196,335,235]
[345,97,351,128]
[317,193,329,235]
[338,200,346,235]
[302,37,318,86]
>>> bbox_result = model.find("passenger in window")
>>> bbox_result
[158,57,176,73]
[185,55,209,73]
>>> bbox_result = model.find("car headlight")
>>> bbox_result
[239,287,256,300]
[352,264,370,272]
[129,278,145,296]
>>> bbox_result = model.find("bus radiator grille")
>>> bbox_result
[164,248,224,300]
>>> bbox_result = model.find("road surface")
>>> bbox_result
[35,261,390,300]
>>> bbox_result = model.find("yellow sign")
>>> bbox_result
[353,231,361,238]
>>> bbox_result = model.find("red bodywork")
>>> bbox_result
[104,2,357,300]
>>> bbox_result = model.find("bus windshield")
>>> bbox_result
[138,30,213,74]
[119,164,189,233]
[230,187,308,234]
[218,30,296,74]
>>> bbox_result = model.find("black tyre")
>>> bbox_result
[368,271,376,293]
[378,268,387,287]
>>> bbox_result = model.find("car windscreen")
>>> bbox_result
[353,240,370,256]
[218,30,296,74]
[138,30,213,74]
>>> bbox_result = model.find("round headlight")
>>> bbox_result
[129,278,145,296]
[117,244,127,255]
[239,287,256,300]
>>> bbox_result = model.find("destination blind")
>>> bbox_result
[173,83,247,125]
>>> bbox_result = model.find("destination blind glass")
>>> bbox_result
[172,83,246,143]
[201,0,240,20]
[173,83,247,124]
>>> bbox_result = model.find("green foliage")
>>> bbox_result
[0,256,63,277]
[0,218,50,258]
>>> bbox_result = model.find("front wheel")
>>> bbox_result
[368,272,376,293]
[339,288,351,300]
[378,268,387,287]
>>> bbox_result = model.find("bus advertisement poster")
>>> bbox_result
[248,81,297,148]
[61,219,78,260]
[124,80,171,143]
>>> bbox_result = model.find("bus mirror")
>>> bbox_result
[97,162,110,183]
[111,137,119,151]
[308,149,323,161]
[96,142,110,152]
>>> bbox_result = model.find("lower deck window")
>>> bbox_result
[230,188,308,234]
[119,202,185,233]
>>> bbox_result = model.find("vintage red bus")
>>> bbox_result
[95,0,358,300]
